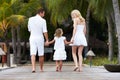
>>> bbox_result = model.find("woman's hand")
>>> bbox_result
[70,37,74,43]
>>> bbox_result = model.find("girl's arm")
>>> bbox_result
[48,39,55,45]
[64,39,73,45]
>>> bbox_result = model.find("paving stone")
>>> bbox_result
[0,62,120,80]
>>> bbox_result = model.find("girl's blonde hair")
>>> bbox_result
[71,9,85,22]
[54,28,63,37]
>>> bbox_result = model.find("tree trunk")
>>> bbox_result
[83,6,90,59]
[17,26,21,64]
[112,0,120,64]
[4,30,10,67]
[86,6,90,42]
[23,41,27,60]
[106,15,113,61]
[11,27,17,64]
[5,41,10,67]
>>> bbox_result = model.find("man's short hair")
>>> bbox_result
[37,8,45,14]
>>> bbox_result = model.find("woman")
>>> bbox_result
[70,9,87,72]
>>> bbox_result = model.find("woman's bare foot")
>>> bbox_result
[73,67,78,71]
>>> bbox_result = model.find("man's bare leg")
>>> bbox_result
[39,56,44,72]
[31,55,36,72]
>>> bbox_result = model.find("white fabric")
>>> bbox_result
[53,49,66,60]
[54,36,66,50]
[70,25,87,46]
[30,39,44,56]
[53,36,67,60]
[28,15,47,40]
[0,48,5,55]
[28,15,47,56]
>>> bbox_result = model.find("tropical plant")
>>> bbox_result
[88,0,115,61]
[0,0,26,65]
[112,0,120,64]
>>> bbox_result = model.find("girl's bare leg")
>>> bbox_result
[56,60,59,71]
[78,46,84,72]
[59,60,63,72]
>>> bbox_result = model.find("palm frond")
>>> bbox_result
[7,15,26,27]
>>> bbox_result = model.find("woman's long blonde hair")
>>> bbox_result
[71,9,85,22]
[54,28,63,37]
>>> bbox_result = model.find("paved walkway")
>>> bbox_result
[0,62,120,80]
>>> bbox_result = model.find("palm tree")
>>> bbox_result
[0,0,14,66]
[88,0,114,61]
[8,15,25,64]
[45,0,89,60]
[0,0,26,65]
[112,0,120,64]
[45,0,88,26]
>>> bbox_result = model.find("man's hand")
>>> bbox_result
[44,41,49,46]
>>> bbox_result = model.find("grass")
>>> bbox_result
[83,56,118,66]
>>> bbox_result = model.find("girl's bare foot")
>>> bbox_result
[56,66,59,72]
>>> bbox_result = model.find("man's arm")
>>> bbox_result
[43,32,49,46]
[43,32,48,41]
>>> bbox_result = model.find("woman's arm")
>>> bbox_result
[71,19,77,41]
[83,21,86,35]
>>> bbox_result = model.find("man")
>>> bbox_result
[28,8,48,72]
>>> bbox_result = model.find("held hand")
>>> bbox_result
[44,41,49,46]
[70,41,73,44]
[70,37,74,43]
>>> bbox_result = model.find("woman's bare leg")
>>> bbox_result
[78,46,84,72]
[72,46,78,70]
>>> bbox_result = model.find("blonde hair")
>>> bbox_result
[54,28,63,37]
[71,9,85,22]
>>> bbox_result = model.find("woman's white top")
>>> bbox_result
[71,24,87,46]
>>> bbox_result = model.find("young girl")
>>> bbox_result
[48,28,72,72]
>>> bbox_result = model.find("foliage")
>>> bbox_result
[89,0,113,22]
[84,56,118,66]
[45,0,88,26]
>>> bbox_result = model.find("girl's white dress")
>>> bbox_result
[53,36,67,60]
[71,24,87,46]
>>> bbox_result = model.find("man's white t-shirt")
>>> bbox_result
[28,14,47,41]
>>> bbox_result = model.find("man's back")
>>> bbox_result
[28,15,47,40]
